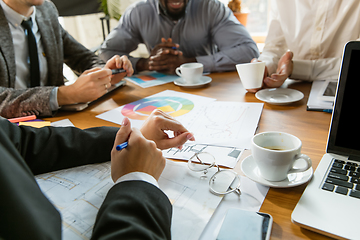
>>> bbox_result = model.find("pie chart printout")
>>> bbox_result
[121,96,194,120]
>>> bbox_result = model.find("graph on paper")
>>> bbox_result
[177,101,263,148]
[187,103,249,139]
[121,96,194,120]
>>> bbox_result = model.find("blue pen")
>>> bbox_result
[116,142,128,151]
[171,46,177,50]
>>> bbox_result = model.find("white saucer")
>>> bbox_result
[241,155,313,188]
[255,88,304,105]
[174,76,212,88]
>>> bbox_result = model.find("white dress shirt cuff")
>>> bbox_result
[290,60,312,81]
[49,87,60,111]
[114,172,160,188]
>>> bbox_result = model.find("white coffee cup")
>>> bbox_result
[236,62,265,90]
[251,131,312,182]
[175,63,203,84]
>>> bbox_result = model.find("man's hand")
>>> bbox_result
[246,58,268,93]
[150,38,180,56]
[58,55,134,106]
[246,51,294,93]
[141,109,195,150]
[57,68,112,105]
[104,55,134,85]
[136,38,196,74]
[111,117,165,182]
[264,51,294,88]
[148,49,196,74]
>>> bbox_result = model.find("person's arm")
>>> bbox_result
[0,120,62,240]
[0,117,118,175]
[99,6,143,73]
[258,0,350,82]
[0,86,54,118]
[91,181,172,240]
[92,115,171,239]
[196,1,259,72]
[290,57,341,81]
[0,1,108,119]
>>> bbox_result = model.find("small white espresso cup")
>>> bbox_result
[175,63,203,84]
[251,131,312,182]
[236,62,265,90]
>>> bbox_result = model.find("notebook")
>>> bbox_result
[61,80,126,111]
[291,41,360,239]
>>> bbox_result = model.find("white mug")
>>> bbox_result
[251,131,312,181]
[236,62,265,90]
[175,63,203,84]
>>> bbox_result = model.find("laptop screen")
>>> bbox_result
[327,41,360,159]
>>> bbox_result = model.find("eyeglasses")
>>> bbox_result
[188,152,241,196]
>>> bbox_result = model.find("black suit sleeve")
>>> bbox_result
[92,181,172,240]
[0,120,62,240]
[0,118,172,240]
[0,117,118,175]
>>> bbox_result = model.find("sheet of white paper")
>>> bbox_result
[163,143,243,168]
[36,160,227,240]
[36,163,113,240]
[307,80,334,111]
[160,160,225,240]
[97,90,263,149]
[178,101,263,148]
[50,119,75,127]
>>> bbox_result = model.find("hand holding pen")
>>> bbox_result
[104,55,134,85]
[116,141,128,151]
[111,117,165,182]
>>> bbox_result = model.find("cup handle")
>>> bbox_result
[289,154,312,174]
[175,67,182,77]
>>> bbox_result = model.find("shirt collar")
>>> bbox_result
[0,0,36,28]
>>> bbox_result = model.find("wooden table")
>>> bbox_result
[44,71,333,239]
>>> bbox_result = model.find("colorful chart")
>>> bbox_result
[121,96,194,120]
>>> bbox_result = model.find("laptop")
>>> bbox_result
[291,41,360,239]
[61,80,126,111]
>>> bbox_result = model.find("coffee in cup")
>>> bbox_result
[251,131,312,182]
[236,62,265,90]
[175,63,203,84]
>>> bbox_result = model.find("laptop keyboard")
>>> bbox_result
[322,159,360,199]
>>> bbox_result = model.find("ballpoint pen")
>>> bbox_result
[111,68,126,75]
[116,141,128,151]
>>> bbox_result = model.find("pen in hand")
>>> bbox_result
[116,142,128,151]
[111,68,126,75]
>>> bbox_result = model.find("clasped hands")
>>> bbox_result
[137,38,196,74]
[58,55,134,106]
[111,109,195,182]
[247,51,294,93]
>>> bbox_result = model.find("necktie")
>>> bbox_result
[21,18,40,87]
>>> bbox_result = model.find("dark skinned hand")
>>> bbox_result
[136,38,196,74]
